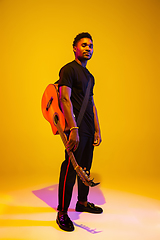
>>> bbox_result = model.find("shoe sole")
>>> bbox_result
[75,209,103,214]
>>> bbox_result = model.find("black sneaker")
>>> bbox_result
[56,213,74,231]
[75,201,103,214]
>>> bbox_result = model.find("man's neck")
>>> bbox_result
[75,58,87,68]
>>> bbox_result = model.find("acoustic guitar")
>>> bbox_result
[41,84,99,187]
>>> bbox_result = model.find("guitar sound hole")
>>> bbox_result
[54,114,59,125]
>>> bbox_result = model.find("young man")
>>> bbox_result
[56,32,102,232]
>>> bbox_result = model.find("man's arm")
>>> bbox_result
[92,97,102,146]
[59,85,79,151]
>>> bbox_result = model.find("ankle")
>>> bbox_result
[78,201,87,207]
[58,211,67,217]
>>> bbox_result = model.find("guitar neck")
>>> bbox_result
[55,117,78,170]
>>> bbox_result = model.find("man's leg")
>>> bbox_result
[57,151,76,231]
[75,135,94,204]
[57,134,91,212]
[75,135,103,214]
[57,152,76,212]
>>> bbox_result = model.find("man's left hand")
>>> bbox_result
[93,131,102,146]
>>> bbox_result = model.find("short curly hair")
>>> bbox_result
[73,32,93,47]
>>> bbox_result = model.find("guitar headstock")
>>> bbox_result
[76,166,100,187]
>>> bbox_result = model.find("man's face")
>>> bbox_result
[73,38,93,61]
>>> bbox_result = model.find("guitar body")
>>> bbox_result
[41,84,66,135]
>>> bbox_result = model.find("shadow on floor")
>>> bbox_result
[32,182,106,221]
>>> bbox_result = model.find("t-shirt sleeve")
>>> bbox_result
[58,64,75,89]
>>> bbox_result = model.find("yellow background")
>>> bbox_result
[0,0,160,199]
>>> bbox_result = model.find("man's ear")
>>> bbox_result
[73,46,77,54]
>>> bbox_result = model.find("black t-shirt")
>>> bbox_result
[58,60,95,136]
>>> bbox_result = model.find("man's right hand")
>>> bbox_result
[66,129,79,152]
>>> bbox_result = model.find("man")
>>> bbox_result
[56,32,102,232]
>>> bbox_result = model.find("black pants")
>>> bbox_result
[57,134,94,212]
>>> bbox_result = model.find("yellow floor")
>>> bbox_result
[0,175,160,240]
